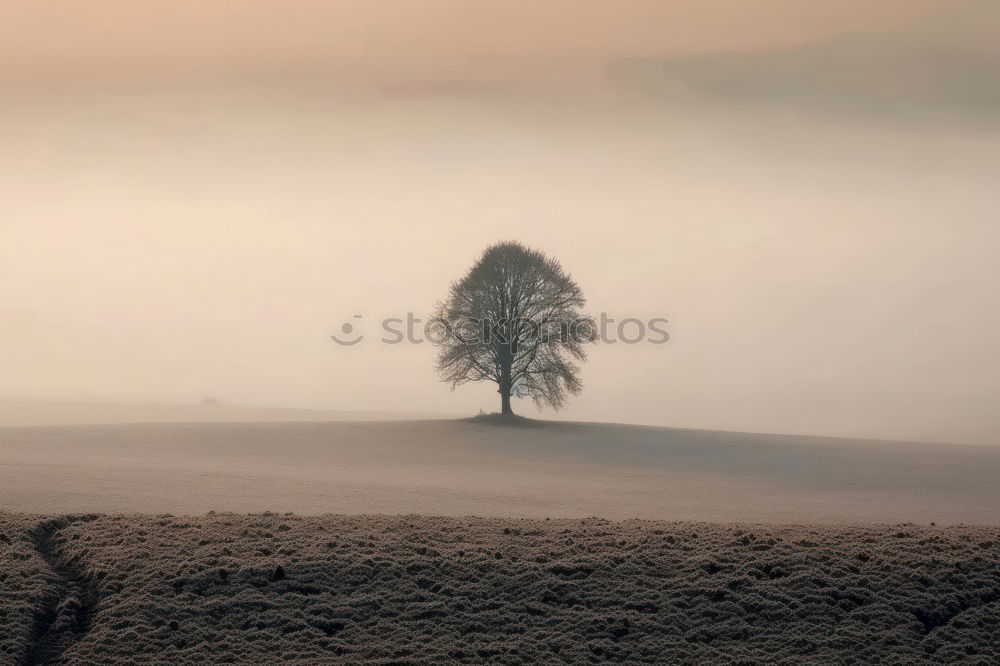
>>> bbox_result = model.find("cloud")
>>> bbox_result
[609,0,1000,121]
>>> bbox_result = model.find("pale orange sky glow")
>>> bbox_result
[0,0,956,84]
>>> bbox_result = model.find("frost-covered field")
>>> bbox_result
[2,513,999,664]
[0,515,51,662]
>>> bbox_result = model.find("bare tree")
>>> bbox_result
[434,241,596,416]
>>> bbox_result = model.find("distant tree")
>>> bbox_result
[433,241,596,416]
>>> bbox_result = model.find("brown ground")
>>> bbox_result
[2,513,998,664]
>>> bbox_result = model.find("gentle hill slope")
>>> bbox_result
[1,419,996,523]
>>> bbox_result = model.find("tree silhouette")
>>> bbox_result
[434,241,596,416]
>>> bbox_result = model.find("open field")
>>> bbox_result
[3,417,997,662]
[0,419,998,523]
[2,513,998,664]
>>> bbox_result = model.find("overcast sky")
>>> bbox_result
[2,1,998,444]
[0,1,958,83]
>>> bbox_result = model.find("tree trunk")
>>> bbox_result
[500,383,513,416]
[499,357,514,416]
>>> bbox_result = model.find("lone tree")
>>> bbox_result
[433,241,596,416]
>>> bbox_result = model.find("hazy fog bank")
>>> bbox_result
[0,397,450,427]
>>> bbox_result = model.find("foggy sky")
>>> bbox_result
[2,1,998,444]
[0,1,954,84]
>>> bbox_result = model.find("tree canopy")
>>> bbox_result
[434,241,595,415]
